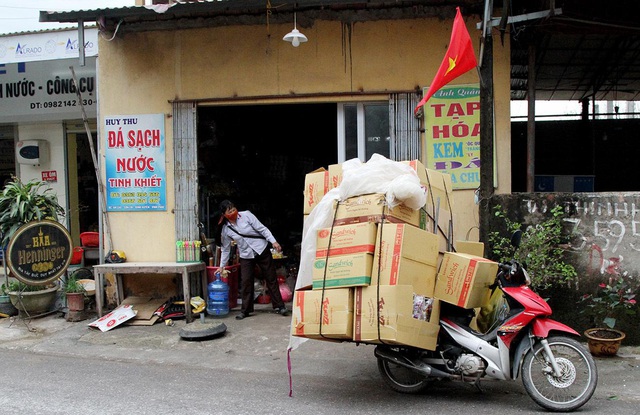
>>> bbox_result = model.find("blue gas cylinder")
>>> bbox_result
[207,271,229,316]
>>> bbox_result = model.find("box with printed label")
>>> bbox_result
[291,288,353,340]
[303,168,329,214]
[371,223,439,295]
[333,193,426,229]
[316,222,378,258]
[434,252,498,309]
[312,252,373,290]
[328,163,343,190]
[353,285,440,350]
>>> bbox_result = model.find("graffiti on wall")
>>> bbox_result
[491,194,640,289]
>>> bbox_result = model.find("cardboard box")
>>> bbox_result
[456,241,485,257]
[316,222,378,258]
[303,168,329,214]
[434,252,499,309]
[354,285,440,350]
[371,223,439,295]
[425,167,454,211]
[402,159,454,208]
[424,167,454,253]
[291,288,353,340]
[402,160,454,247]
[328,163,343,190]
[312,252,373,290]
[333,193,427,229]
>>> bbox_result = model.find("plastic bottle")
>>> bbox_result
[207,270,229,316]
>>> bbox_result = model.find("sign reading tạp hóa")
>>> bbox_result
[7,220,72,286]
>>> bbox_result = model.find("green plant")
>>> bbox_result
[63,275,86,294]
[0,176,65,247]
[489,204,577,291]
[7,280,52,293]
[580,276,637,329]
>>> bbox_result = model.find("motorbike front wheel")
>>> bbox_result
[377,351,432,394]
[522,335,597,412]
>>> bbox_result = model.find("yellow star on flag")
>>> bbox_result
[445,56,458,76]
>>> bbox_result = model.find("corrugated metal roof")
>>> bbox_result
[0,24,97,38]
[38,0,640,102]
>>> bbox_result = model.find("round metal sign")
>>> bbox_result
[7,220,73,286]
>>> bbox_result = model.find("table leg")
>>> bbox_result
[200,268,207,307]
[116,274,124,308]
[182,268,192,323]
[94,269,104,317]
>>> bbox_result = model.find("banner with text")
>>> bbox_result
[105,114,166,212]
[0,57,96,123]
[424,84,481,190]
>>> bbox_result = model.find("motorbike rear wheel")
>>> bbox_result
[522,335,597,412]
[377,351,432,394]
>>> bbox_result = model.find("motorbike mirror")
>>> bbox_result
[511,229,523,249]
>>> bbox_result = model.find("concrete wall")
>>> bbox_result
[96,15,512,261]
[489,193,640,282]
[489,192,640,342]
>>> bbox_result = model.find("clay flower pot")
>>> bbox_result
[583,327,625,357]
[65,292,85,312]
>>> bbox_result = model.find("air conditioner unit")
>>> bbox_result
[16,140,49,165]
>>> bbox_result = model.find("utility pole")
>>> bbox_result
[479,22,494,249]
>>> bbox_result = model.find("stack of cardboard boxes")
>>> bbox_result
[293,159,497,351]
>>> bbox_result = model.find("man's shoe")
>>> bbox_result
[277,307,290,316]
[235,312,251,320]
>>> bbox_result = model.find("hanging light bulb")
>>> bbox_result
[283,12,307,47]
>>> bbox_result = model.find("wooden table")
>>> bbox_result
[93,261,207,323]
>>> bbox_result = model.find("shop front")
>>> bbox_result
[40,4,513,309]
[0,28,100,258]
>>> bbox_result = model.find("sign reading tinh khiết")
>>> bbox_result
[7,220,73,286]
[424,84,481,190]
[105,114,167,212]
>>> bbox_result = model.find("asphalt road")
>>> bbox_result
[1,306,639,414]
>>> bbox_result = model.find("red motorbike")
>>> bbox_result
[375,231,597,412]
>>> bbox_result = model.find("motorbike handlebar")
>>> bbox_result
[497,260,529,287]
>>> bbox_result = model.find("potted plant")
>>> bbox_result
[0,176,65,247]
[6,280,59,317]
[0,177,66,317]
[0,283,18,316]
[579,276,638,356]
[63,274,87,312]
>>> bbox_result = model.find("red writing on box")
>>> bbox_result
[41,170,57,182]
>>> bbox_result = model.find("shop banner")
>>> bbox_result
[0,57,96,123]
[104,114,167,212]
[0,28,98,65]
[424,84,481,190]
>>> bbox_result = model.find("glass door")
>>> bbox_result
[337,102,390,162]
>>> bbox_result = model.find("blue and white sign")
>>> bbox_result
[104,113,167,212]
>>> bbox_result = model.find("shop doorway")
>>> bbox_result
[67,132,99,242]
[197,103,337,256]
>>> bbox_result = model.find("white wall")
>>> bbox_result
[16,123,69,222]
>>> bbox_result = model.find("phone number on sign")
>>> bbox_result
[30,99,95,109]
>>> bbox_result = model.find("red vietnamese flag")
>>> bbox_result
[414,7,478,115]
